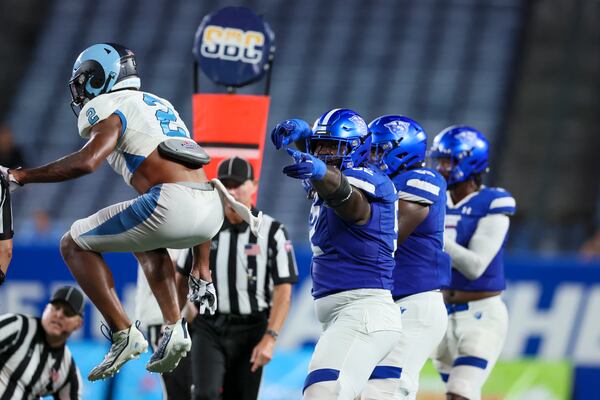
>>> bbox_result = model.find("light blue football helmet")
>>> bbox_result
[368,115,427,175]
[68,43,140,115]
[429,125,489,185]
[307,108,371,170]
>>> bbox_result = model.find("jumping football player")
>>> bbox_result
[1,43,257,381]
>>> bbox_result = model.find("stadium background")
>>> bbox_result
[0,0,599,398]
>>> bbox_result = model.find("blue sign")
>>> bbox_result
[193,6,275,87]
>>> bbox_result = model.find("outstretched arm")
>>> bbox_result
[11,114,121,184]
[282,148,371,224]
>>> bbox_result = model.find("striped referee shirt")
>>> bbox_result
[177,211,298,315]
[0,174,13,240]
[0,314,82,400]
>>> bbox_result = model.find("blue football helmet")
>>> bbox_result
[307,108,371,170]
[368,115,427,175]
[429,125,489,185]
[68,43,140,115]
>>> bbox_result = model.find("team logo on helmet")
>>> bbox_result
[383,120,410,135]
[349,115,368,135]
[455,130,478,142]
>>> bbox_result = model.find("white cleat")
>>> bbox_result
[146,318,192,373]
[88,322,148,381]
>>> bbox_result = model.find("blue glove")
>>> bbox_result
[283,148,327,180]
[270,119,311,149]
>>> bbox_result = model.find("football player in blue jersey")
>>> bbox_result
[271,109,403,400]
[429,126,516,400]
[360,116,450,400]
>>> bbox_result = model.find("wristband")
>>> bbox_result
[265,328,278,340]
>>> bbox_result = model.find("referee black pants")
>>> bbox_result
[191,312,268,400]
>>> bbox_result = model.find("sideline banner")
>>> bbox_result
[2,247,599,398]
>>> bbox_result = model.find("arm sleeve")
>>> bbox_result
[269,224,299,284]
[444,214,510,280]
[0,314,22,354]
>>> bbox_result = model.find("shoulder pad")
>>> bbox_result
[394,168,446,205]
[343,167,396,203]
[481,187,516,216]
[77,93,120,139]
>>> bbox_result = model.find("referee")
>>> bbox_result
[0,173,14,286]
[0,285,84,399]
[177,156,298,400]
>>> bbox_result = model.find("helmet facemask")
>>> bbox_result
[370,140,394,169]
[68,59,116,116]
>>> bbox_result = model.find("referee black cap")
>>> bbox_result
[50,286,85,316]
[217,157,254,185]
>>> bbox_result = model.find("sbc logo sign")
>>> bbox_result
[201,25,265,64]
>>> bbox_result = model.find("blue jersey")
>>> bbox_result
[391,168,451,297]
[309,167,398,299]
[445,187,516,291]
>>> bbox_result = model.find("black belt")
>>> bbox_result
[201,310,268,323]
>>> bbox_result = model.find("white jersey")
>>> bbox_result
[78,90,194,186]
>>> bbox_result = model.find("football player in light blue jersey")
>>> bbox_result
[360,116,450,400]
[271,109,403,400]
[1,43,259,381]
[429,126,516,400]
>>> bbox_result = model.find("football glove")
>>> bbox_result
[270,119,311,149]
[282,148,327,180]
[187,275,217,315]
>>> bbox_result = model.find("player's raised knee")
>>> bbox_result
[59,231,79,259]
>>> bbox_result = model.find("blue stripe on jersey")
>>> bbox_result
[81,185,162,237]
[447,187,515,291]
[123,152,146,173]
[391,168,451,296]
[113,110,127,138]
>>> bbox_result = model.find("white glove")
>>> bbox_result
[0,166,23,193]
[187,275,217,315]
